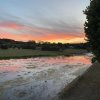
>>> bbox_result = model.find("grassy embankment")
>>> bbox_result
[0,48,87,59]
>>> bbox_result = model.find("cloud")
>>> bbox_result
[0,21,23,29]
[0,19,85,43]
[0,31,85,43]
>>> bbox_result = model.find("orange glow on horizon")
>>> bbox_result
[0,22,86,43]
[0,32,86,43]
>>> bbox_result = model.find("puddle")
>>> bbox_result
[0,54,92,100]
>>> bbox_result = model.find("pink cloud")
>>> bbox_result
[0,21,85,43]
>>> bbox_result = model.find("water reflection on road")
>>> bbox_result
[0,54,92,100]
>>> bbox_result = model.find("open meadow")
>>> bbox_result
[0,48,87,59]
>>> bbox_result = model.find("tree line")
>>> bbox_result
[0,38,88,51]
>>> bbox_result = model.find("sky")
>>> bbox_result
[0,0,90,43]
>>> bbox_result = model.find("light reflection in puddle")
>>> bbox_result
[0,54,92,100]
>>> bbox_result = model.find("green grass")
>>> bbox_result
[0,48,87,59]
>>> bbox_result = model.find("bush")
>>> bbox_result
[92,57,97,63]
[22,45,36,49]
[0,45,8,49]
[41,45,60,51]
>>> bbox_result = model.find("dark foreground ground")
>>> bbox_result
[59,62,100,100]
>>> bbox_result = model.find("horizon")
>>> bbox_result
[0,38,87,44]
[0,0,90,43]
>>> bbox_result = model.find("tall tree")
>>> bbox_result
[84,0,100,61]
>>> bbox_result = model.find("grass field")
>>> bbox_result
[0,48,87,59]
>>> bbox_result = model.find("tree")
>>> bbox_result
[84,0,100,61]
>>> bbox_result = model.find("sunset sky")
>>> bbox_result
[0,0,90,43]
